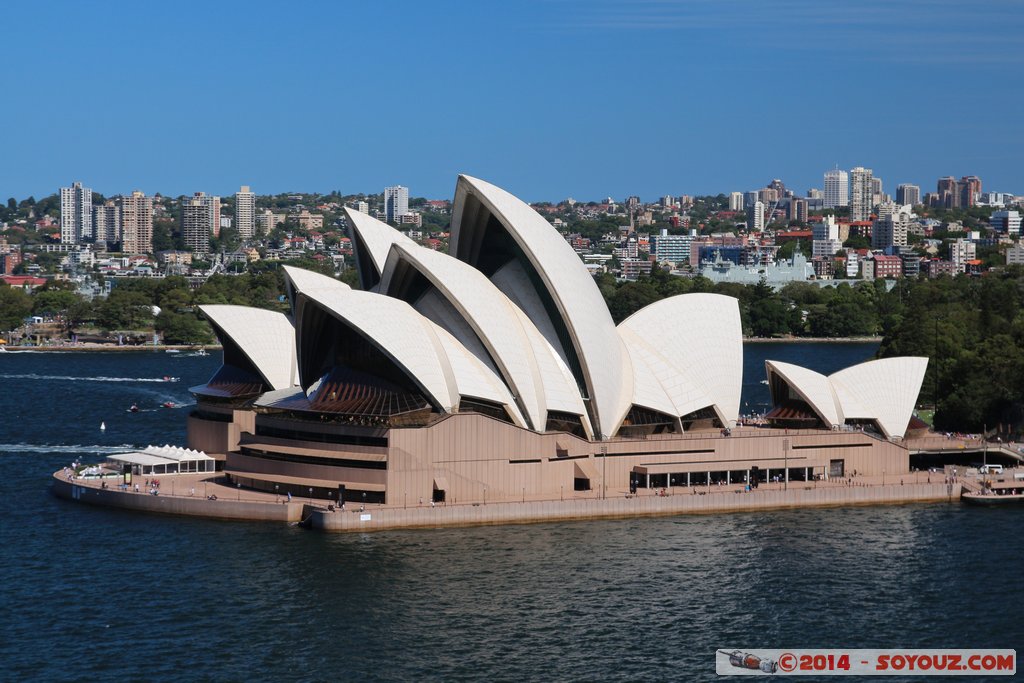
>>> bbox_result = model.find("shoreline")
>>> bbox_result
[1,344,222,352]
[5,338,881,352]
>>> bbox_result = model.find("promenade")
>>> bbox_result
[53,467,957,531]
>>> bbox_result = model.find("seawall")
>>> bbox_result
[51,476,303,522]
[307,482,955,533]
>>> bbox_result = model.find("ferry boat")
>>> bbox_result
[962,490,1024,506]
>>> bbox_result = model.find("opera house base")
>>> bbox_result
[306,480,955,533]
[51,474,304,523]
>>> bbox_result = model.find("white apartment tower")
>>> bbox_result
[728,192,744,212]
[235,185,256,240]
[823,169,848,209]
[384,185,409,223]
[60,181,93,244]
[850,166,874,221]
[120,191,153,255]
[747,201,765,231]
[872,202,909,250]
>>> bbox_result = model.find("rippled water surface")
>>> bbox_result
[1,346,1019,681]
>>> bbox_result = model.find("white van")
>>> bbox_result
[979,464,1004,474]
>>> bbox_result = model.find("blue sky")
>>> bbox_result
[2,0,1021,202]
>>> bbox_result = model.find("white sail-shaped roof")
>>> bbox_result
[379,242,590,432]
[199,304,296,390]
[295,288,457,412]
[427,322,527,427]
[765,360,842,427]
[765,357,929,438]
[449,174,631,438]
[344,207,416,289]
[618,294,743,427]
[282,265,350,296]
[829,357,928,438]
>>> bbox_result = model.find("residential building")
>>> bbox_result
[743,191,758,208]
[757,188,779,206]
[235,186,256,240]
[384,185,409,223]
[789,198,808,223]
[807,188,823,200]
[747,201,765,231]
[959,176,982,207]
[949,238,976,274]
[258,209,284,235]
[356,201,369,214]
[620,258,653,280]
[182,193,220,255]
[295,210,324,230]
[865,254,902,280]
[990,210,1021,236]
[922,259,956,278]
[812,215,842,259]
[728,192,744,212]
[823,169,848,209]
[1006,242,1024,266]
[936,176,959,208]
[872,203,909,250]
[60,181,93,244]
[850,167,874,221]
[93,200,122,246]
[120,191,153,255]
[896,184,920,206]
[651,230,693,265]
[845,250,859,278]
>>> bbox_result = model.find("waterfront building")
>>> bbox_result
[850,167,874,221]
[823,169,848,209]
[93,200,122,247]
[384,185,409,224]
[235,186,256,240]
[990,210,1021,236]
[896,184,920,206]
[120,191,153,255]
[186,175,927,507]
[60,181,93,244]
[729,192,744,212]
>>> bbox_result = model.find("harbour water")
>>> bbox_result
[2,344,1020,680]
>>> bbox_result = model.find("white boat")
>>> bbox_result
[165,349,181,354]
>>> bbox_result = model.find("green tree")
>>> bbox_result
[0,285,32,332]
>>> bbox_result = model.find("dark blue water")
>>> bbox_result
[2,345,1019,682]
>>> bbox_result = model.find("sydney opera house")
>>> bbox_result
[187,175,928,506]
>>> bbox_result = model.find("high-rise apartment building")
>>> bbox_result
[182,192,220,255]
[850,167,874,221]
[936,176,959,208]
[812,215,842,259]
[747,201,765,231]
[807,188,823,200]
[959,176,982,208]
[235,185,256,240]
[60,181,93,244]
[743,191,759,208]
[768,179,787,199]
[384,185,409,223]
[120,191,153,254]
[872,202,909,250]
[949,238,976,274]
[757,188,779,206]
[896,184,920,206]
[356,200,369,214]
[823,169,849,209]
[789,198,808,223]
[93,200,121,246]
[728,192,744,212]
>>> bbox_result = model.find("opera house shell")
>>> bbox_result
[187,175,928,505]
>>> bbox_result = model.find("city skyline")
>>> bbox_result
[2,0,1022,201]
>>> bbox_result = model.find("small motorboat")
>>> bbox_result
[128,404,140,413]
[162,376,180,382]
[166,349,181,354]
[161,401,176,409]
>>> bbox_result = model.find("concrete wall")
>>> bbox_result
[51,477,302,522]
[309,482,953,533]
